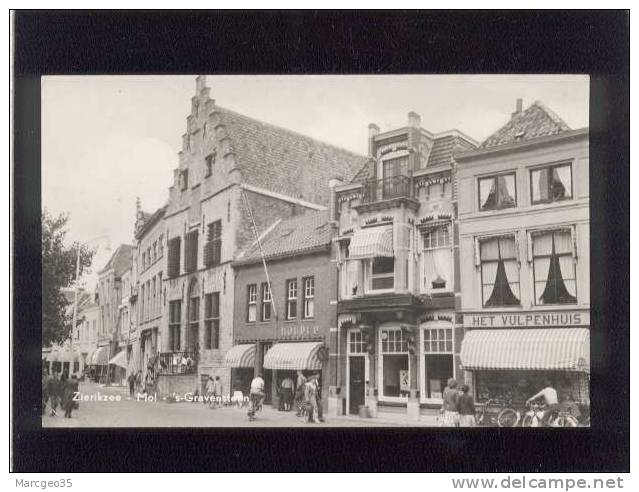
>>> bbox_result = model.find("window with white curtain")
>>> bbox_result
[480,235,520,307]
[478,173,517,211]
[422,225,452,292]
[532,229,577,304]
[530,163,572,204]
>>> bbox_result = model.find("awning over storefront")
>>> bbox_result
[109,350,128,369]
[263,342,324,370]
[460,328,590,373]
[91,346,110,366]
[224,344,256,368]
[348,227,393,259]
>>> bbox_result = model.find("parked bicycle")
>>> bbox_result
[476,398,521,427]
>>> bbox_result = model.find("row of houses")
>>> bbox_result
[63,76,589,420]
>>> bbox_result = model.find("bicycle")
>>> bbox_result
[520,402,579,427]
[476,398,521,427]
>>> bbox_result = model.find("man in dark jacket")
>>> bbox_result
[456,384,477,427]
[63,375,79,418]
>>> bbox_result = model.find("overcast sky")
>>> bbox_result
[42,74,589,288]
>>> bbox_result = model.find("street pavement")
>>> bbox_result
[42,381,438,428]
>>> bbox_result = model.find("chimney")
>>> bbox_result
[512,98,523,118]
[368,123,380,158]
[408,111,421,128]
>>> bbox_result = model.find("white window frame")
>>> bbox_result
[377,325,410,403]
[303,277,315,319]
[419,321,455,404]
[366,257,395,294]
[262,283,272,321]
[286,279,297,320]
[247,284,257,322]
[421,224,453,295]
[346,328,370,415]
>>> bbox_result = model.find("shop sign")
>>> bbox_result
[279,323,321,339]
[464,311,589,328]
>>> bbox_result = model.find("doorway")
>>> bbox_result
[349,356,366,414]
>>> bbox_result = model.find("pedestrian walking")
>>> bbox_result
[440,378,460,427]
[280,376,294,411]
[247,372,265,421]
[294,371,307,417]
[135,371,142,395]
[304,375,321,424]
[62,374,79,418]
[212,376,223,409]
[456,384,476,427]
[127,372,136,398]
[205,376,215,408]
[46,371,60,416]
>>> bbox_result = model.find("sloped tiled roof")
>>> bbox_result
[99,244,133,277]
[235,211,332,264]
[216,107,367,205]
[349,133,477,184]
[480,101,571,148]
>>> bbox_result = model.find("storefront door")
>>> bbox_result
[349,356,365,414]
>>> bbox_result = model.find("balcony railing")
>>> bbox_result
[362,175,413,204]
[156,351,198,375]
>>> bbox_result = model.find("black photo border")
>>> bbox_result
[12,10,630,473]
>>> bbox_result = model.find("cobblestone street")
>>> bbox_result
[42,381,438,427]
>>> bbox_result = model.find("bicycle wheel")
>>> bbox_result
[553,415,578,427]
[521,414,536,427]
[497,408,520,427]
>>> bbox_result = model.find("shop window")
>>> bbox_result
[261,283,272,321]
[184,230,198,273]
[422,225,452,292]
[204,292,220,350]
[169,300,181,351]
[204,220,222,267]
[530,163,572,204]
[302,277,315,318]
[380,328,409,399]
[348,330,366,354]
[480,236,520,307]
[247,284,257,322]
[533,229,577,304]
[286,279,297,320]
[369,257,394,291]
[167,237,181,278]
[478,173,516,211]
[422,327,454,400]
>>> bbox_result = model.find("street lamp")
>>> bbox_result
[70,235,111,365]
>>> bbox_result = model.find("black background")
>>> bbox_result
[13,10,629,472]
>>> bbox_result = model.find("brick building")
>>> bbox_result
[229,211,335,412]
[155,76,366,398]
[332,112,477,420]
[456,100,590,407]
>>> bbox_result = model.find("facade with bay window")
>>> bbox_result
[331,112,477,419]
[456,100,590,410]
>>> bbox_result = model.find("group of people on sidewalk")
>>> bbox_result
[42,369,79,418]
[247,371,323,423]
[440,378,477,427]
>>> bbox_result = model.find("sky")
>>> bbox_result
[42,74,589,289]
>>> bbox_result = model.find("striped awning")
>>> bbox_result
[109,350,128,369]
[348,227,393,259]
[263,342,324,370]
[460,328,590,373]
[91,346,110,366]
[224,344,256,368]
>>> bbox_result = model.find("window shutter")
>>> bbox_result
[168,237,181,278]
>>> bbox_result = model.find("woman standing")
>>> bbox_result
[456,384,476,427]
[440,378,460,427]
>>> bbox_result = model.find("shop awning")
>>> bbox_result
[224,344,256,368]
[348,227,393,259]
[263,342,324,370]
[109,350,128,369]
[91,346,110,366]
[460,328,590,373]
